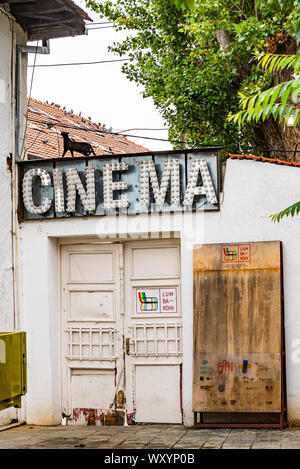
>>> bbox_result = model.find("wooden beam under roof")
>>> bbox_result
[21,12,77,27]
[28,25,85,40]
[25,17,79,29]
[56,0,91,21]
[11,6,67,17]
[0,0,36,3]
[5,0,91,40]
[18,14,70,23]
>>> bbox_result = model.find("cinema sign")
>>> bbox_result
[18,148,220,220]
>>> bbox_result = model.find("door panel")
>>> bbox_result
[135,364,182,423]
[69,252,114,282]
[68,288,114,321]
[131,245,180,279]
[61,243,124,425]
[124,239,182,424]
[70,369,115,409]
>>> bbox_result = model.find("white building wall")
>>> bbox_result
[0,9,27,425]
[18,158,300,425]
[0,11,15,333]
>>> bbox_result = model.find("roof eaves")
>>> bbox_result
[9,0,91,41]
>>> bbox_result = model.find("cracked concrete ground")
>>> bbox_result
[0,424,300,449]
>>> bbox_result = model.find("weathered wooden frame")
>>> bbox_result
[193,241,286,429]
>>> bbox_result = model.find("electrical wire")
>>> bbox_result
[26,117,193,144]
[27,58,131,68]
[261,148,300,153]
[20,43,38,159]
[0,5,17,23]
[26,130,41,152]
[86,26,115,30]
[28,120,181,143]
[28,115,174,142]
[116,128,168,133]
[28,116,298,151]
[86,21,114,25]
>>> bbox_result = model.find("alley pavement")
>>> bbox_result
[1,424,300,449]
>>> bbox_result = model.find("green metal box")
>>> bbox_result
[0,332,26,411]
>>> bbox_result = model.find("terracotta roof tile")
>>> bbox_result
[26,98,149,159]
[226,153,300,167]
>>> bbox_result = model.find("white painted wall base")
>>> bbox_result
[0,408,17,426]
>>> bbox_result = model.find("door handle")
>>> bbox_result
[125,337,130,355]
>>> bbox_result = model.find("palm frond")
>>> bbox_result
[270,201,300,223]
[258,53,298,73]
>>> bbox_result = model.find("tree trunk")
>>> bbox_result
[252,118,300,162]
[250,36,299,161]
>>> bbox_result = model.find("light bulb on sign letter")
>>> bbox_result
[103,162,129,209]
[184,159,217,206]
[66,167,96,213]
[139,159,180,206]
[23,168,52,215]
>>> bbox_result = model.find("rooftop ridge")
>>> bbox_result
[226,153,300,167]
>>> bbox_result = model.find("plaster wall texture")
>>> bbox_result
[18,158,300,426]
[0,12,14,334]
[0,10,27,426]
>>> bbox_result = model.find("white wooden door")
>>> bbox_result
[124,239,182,424]
[61,239,182,425]
[61,243,124,425]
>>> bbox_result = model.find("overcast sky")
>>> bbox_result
[27,0,172,151]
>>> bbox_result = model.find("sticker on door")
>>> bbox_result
[136,288,177,314]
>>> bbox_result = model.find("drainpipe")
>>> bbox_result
[15,39,50,159]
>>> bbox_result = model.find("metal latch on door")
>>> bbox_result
[125,338,131,355]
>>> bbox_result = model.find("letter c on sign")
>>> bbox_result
[23,168,52,215]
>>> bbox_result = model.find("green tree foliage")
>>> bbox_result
[229,53,300,128]
[86,0,296,151]
[229,1,300,222]
[171,0,194,11]
[229,1,300,129]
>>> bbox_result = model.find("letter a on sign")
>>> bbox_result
[184,159,217,206]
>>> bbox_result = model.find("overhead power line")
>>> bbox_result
[86,25,115,30]
[28,58,131,68]
[27,117,184,143]
[117,128,168,132]
[261,148,300,153]
[27,117,298,152]
[86,21,114,25]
